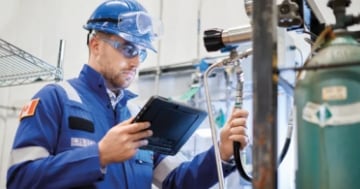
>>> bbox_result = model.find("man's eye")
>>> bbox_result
[124,45,138,56]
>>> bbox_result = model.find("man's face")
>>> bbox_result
[90,33,143,90]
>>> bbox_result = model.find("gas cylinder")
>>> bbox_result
[295,30,360,189]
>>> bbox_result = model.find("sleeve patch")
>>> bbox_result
[19,98,40,120]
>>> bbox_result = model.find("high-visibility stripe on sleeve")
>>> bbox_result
[9,146,50,166]
[152,154,185,188]
[58,81,82,103]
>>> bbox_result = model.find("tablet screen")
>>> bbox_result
[133,95,208,155]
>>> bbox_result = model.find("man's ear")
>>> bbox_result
[89,36,100,55]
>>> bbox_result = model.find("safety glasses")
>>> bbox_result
[99,37,147,62]
[86,11,162,52]
[118,11,163,38]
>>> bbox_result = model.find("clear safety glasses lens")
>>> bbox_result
[100,37,147,62]
[117,11,163,38]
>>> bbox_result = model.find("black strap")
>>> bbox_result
[87,18,119,24]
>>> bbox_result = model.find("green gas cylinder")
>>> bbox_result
[295,30,360,189]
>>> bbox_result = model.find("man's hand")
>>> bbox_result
[219,108,249,161]
[98,118,153,167]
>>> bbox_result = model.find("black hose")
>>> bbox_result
[278,137,291,165]
[233,131,292,182]
[233,141,252,181]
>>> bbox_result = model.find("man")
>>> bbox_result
[7,0,249,188]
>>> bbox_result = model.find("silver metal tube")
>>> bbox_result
[203,61,226,189]
[57,39,65,69]
[56,39,65,81]
[234,63,244,109]
[222,25,252,46]
[154,0,164,94]
[196,0,203,59]
[203,48,253,189]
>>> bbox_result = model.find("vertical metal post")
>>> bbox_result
[154,0,164,95]
[252,0,278,188]
[56,39,65,81]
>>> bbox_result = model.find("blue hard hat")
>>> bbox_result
[84,0,161,52]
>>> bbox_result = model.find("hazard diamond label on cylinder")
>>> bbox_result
[302,101,360,127]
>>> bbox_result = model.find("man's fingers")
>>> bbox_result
[133,129,153,141]
[232,109,249,118]
[133,139,149,149]
[117,121,151,134]
[230,126,248,136]
[229,118,247,128]
[130,122,151,133]
[120,117,136,125]
[229,135,249,147]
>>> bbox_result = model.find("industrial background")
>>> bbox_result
[0,0,359,189]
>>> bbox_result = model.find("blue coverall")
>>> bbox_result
[7,64,236,189]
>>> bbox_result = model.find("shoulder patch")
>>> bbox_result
[19,98,40,120]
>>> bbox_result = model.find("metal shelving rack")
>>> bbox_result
[0,38,64,87]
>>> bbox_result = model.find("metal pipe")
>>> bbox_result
[203,48,253,189]
[203,61,226,189]
[278,60,360,72]
[221,25,252,47]
[196,0,203,60]
[56,39,65,81]
[252,0,278,188]
[154,0,165,95]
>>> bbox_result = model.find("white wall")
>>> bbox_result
[0,0,359,188]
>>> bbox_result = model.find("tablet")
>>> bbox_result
[132,95,208,155]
